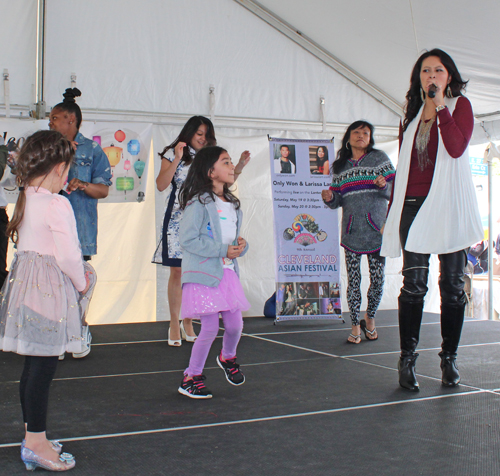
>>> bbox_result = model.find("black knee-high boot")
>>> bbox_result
[398,299,424,391]
[439,303,465,387]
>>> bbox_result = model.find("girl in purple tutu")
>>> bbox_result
[177,146,250,399]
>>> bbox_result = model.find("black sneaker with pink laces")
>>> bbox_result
[216,353,245,386]
[178,374,213,399]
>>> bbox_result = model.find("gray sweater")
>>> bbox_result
[179,192,248,287]
[324,149,395,254]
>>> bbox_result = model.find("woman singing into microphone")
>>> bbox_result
[381,49,482,391]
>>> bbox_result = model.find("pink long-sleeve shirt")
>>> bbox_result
[17,187,86,291]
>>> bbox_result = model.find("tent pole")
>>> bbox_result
[2,70,9,118]
[233,0,403,117]
[34,0,46,119]
[488,154,493,320]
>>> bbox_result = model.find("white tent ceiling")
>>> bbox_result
[252,0,500,116]
[2,0,499,140]
[238,0,500,142]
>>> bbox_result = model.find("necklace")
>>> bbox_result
[415,115,436,171]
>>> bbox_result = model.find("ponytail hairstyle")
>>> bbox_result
[179,146,240,210]
[158,116,216,166]
[7,130,75,243]
[52,88,83,129]
[332,120,375,175]
[402,48,468,132]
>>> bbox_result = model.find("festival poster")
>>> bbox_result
[0,119,152,203]
[269,137,342,321]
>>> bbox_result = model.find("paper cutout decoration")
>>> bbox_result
[134,160,145,178]
[116,177,134,191]
[103,144,123,167]
[114,130,126,142]
[127,139,140,155]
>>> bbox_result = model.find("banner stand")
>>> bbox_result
[269,136,343,323]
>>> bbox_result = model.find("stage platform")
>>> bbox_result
[1,311,500,475]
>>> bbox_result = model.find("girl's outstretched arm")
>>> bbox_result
[156,142,186,192]
[234,151,251,179]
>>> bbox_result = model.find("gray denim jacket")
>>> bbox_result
[179,193,248,287]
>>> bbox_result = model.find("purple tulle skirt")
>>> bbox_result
[181,268,250,319]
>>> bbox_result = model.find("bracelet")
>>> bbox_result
[435,104,447,113]
[234,170,242,175]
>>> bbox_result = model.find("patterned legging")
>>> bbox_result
[345,250,386,326]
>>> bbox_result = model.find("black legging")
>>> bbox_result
[20,356,59,433]
[0,207,9,289]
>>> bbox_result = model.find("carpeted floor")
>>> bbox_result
[1,311,499,475]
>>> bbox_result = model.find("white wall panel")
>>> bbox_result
[44,0,398,127]
[0,0,37,107]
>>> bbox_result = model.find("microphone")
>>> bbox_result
[427,83,438,99]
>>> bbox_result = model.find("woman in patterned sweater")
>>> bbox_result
[322,121,395,344]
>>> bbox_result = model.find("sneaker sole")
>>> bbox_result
[216,356,245,386]
[72,348,91,359]
[177,387,212,399]
[72,332,92,359]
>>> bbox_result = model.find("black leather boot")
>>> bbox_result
[439,352,460,387]
[398,299,424,391]
[398,353,420,391]
[440,303,465,386]
[440,303,465,354]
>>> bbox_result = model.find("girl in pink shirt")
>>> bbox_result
[0,130,95,472]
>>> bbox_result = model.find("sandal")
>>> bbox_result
[180,320,197,343]
[360,319,378,341]
[168,328,182,347]
[347,333,361,344]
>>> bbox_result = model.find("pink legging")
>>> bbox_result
[185,309,243,377]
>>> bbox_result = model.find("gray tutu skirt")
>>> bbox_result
[0,251,96,356]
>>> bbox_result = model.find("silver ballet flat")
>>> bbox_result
[22,438,63,455]
[21,446,75,471]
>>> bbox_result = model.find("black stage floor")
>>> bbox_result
[1,311,500,475]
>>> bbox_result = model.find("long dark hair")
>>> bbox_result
[52,88,83,129]
[159,116,216,166]
[315,146,329,169]
[179,146,240,210]
[7,130,75,243]
[332,121,375,175]
[402,48,468,132]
